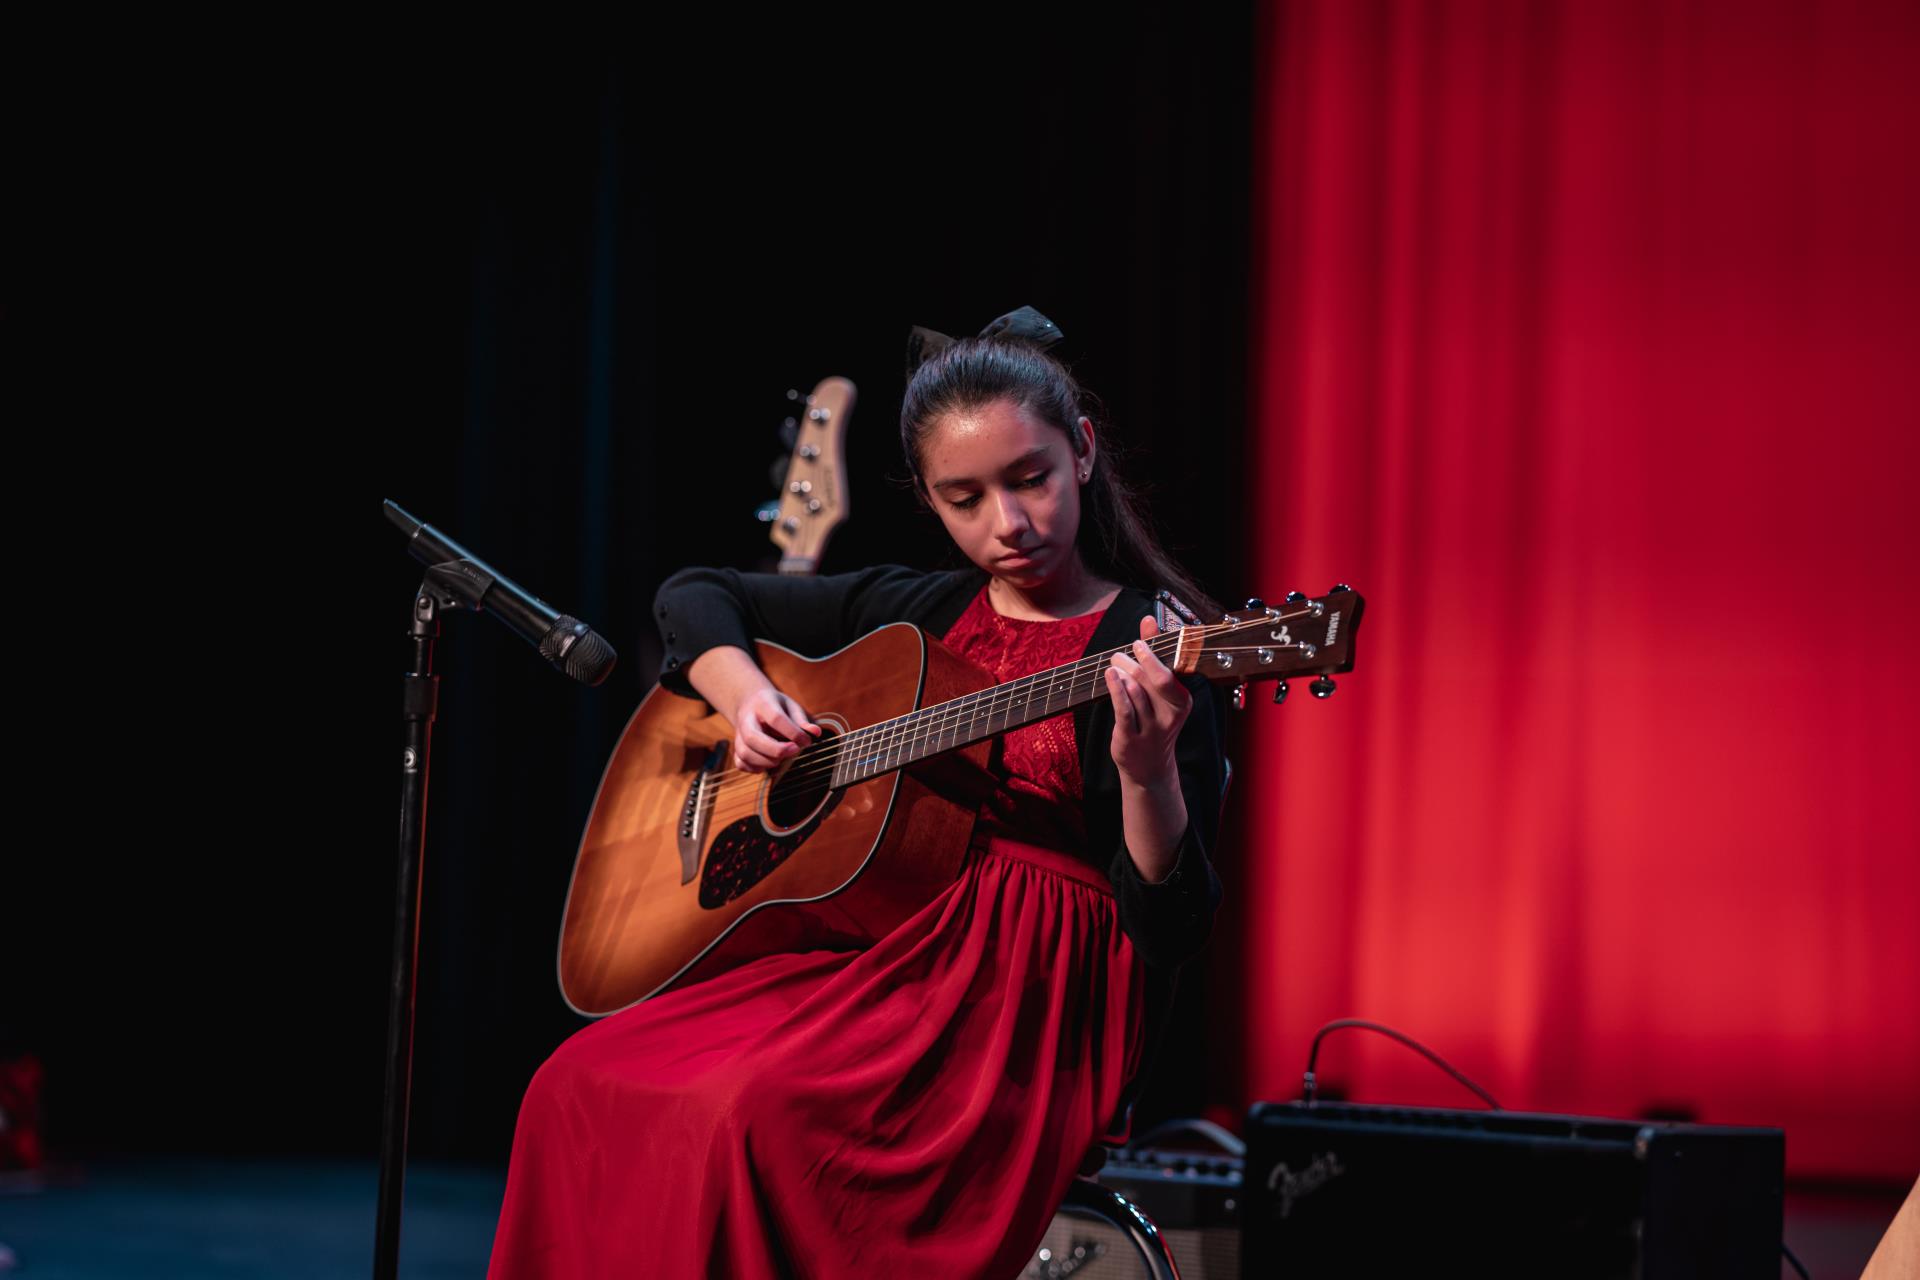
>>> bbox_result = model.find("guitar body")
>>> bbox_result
[558,623,996,1017]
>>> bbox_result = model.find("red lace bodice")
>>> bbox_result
[939,583,1113,852]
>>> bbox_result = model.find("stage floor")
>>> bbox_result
[0,1160,503,1279]
[0,1158,1906,1277]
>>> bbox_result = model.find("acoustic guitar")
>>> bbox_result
[557,588,1364,1016]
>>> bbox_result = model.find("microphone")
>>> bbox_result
[385,500,617,686]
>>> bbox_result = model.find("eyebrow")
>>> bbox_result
[928,447,1053,491]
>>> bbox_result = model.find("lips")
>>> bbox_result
[996,550,1041,569]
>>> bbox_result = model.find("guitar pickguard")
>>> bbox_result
[698,789,846,908]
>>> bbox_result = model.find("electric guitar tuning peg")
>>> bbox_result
[1272,681,1289,705]
[778,416,799,450]
[1328,583,1352,596]
[1285,590,1307,606]
[1243,597,1265,612]
[1232,680,1248,710]
[1310,676,1336,699]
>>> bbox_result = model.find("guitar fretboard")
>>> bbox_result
[823,630,1184,787]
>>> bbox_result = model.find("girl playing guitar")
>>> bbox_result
[488,307,1228,1278]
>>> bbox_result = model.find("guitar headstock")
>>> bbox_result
[1170,587,1365,704]
[768,376,856,574]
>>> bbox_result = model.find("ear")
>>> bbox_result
[1073,415,1098,482]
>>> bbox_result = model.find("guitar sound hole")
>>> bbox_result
[698,728,845,909]
[764,726,839,829]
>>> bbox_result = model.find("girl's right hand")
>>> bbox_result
[730,687,823,772]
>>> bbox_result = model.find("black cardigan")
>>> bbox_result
[650,562,1226,973]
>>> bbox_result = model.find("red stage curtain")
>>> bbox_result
[1236,0,1919,1179]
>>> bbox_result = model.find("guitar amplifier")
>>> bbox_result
[1242,1101,1785,1279]
[1024,1145,1243,1280]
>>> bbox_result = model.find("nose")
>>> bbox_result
[991,489,1032,542]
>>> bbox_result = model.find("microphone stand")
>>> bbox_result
[376,576,456,1280]
[374,503,616,1278]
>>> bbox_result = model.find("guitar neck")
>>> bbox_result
[824,630,1182,788]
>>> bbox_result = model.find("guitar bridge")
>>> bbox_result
[678,742,727,885]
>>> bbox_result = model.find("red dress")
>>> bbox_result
[488,584,1146,1278]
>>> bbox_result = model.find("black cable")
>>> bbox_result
[1302,1018,1502,1110]
[1303,1021,1810,1276]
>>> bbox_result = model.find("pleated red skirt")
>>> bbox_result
[487,832,1146,1279]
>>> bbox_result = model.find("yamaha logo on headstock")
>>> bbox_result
[1184,586,1366,705]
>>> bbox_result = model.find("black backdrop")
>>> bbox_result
[11,12,1258,1162]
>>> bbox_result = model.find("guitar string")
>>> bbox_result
[808,601,1332,790]
[687,633,1333,826]
[706,620,1210,800]
[696,634,1182,808]
[696,614,1330,805]
[683,629,1190,821]
[855,612,1133,779]
[694,626,1198,805]
[692,606,1329,805]
[691,653,1165,825]
[714,610,1328,802]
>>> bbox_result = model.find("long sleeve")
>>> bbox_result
[1097,673,1227,971]
[1064,584,1227,971]
[650,564,979,698]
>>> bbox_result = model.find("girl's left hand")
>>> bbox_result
[1105,615,1192,787]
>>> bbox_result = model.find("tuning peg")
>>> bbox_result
[1310,676,1336,699]
[1285,590,1307,606]
[1232,680,1248,710]
[785,388,802,403]
[754,499,780,523]
[1328,583,1351,595]
[1272,681,1289,705]
[1242,597,1265,612]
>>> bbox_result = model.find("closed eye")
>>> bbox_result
[946,472,1048,511]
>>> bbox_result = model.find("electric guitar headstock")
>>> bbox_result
[764,376,855,576]
[1168,587,1366,706]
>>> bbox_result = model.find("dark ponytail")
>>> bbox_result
[899,334,1220,620]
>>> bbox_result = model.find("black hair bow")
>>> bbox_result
[906,305,1065,374]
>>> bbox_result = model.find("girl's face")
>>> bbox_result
[918,397,1096,591]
